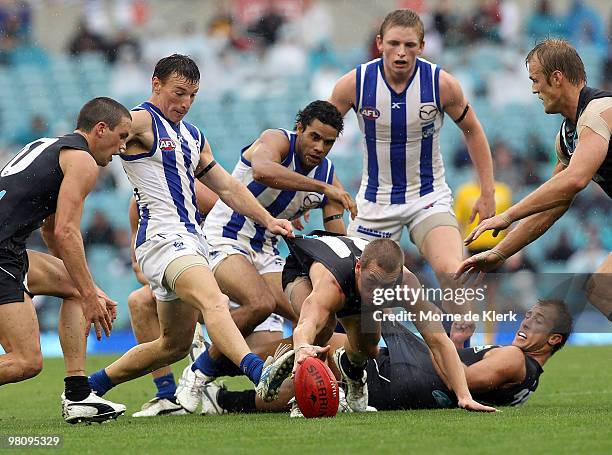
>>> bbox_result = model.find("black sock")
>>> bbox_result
[64,376,92,401]
[217,389,257,413]
[608,311,612,322]
[216,356,243,377]
[340,352,366,381]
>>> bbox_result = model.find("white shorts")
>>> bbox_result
[348,187,459,248]
[207,237,285,275]
[136,232,209,302]
[228,301,284,333]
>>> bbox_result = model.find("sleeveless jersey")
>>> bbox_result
[204,130,335,255]
[457,345,543,406]
[0,133,90,247]
[354,57,448,205]
[378,321,543,409]
[558,86,612,198]
[284,233,374,316]
[121,102,206,247]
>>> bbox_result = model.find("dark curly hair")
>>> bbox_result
[295,100,344,134]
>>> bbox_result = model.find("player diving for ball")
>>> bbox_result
[200,299,572,415]
[175,100,358,412]
[253,233,496,412]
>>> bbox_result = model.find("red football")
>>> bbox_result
[293,357,340,418]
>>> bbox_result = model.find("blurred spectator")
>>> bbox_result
[106,29,142,64]
[13,115,50,148]
[492,139,522,188]
[522,158,543,186]
[84,211,117,249]
[526,0,565,42]
[463,0,501,43]
[526,132,552,165]
[564,0,607,54]
[68,18,107,57]
[432,0,461,47]
[0,0,32,64]
[566,227,608,273]
[247,0,285,48]
[499,0,521,46]
[109,45,149,100]
[545,230,576,262]
[452,139,471,170]
[93,167,118,192]
[454,179,513,254]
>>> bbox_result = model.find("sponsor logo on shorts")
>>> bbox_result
[173,241,185,251]
[360,107,380,120]
[356,226,392,238]
[419,104,438,122]
[159,138,176,152]
[423,202,436,209]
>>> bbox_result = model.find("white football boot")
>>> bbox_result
[132,397,187,417]
[255,344,294,402]
[62,392,126,424]
[333,347,369,412]
[201,382,227,415]
[175,364,211,413]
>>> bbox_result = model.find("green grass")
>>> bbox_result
[1,346,611,454]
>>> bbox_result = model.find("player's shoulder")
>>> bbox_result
[492,345,526,366]
[129,107,153,135]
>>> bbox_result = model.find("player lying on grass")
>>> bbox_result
[0,97,131,423]
[254,233,496,412]
[200,299,572,415]
[457,39,611,322]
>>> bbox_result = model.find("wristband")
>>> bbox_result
[323,213,344,223]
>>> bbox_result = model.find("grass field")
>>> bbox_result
[1,346,611,454]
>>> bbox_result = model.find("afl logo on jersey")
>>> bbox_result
[159,138,176,152]
[419,104,438,122]
[360,107,380,120]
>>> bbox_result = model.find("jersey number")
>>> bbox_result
[1,138,58,177]
[314,236,370,258]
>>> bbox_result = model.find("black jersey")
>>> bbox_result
[0,133,90,248]
[369,321,543,409]
[457,344,543,407]
[559,86,612,198]
[284,232,371,317]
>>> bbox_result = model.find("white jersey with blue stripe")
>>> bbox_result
[121,102,205,247]
[355,57,449,205]
[204,129,335,256]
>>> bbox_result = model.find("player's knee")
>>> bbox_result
[16,352,43,380]
[160,337,191,363]
[127,289,149,313]
[200,294,231,316]
[243,291,276,320]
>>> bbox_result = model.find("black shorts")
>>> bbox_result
[367,321,456,410]
[0,239,30,305]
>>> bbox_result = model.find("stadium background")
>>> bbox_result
[0,0,610,353]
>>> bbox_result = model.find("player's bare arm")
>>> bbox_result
[463,346,526,392]
[292,263,344,370]
[465,125,607,245]
[457,160,571,278]
[40,214,60,257]
[328,69,357,117]
[250,130,356,218]
[196,140,294,237]
[402,269,497,412]
[56,149,112,340]
[124,109,154,151]
[321,173,348,234]
[440,70,495,222]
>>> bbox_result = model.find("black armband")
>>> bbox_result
[195,160,217,179]
[323,213,344,223]
[454,104,470,124]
